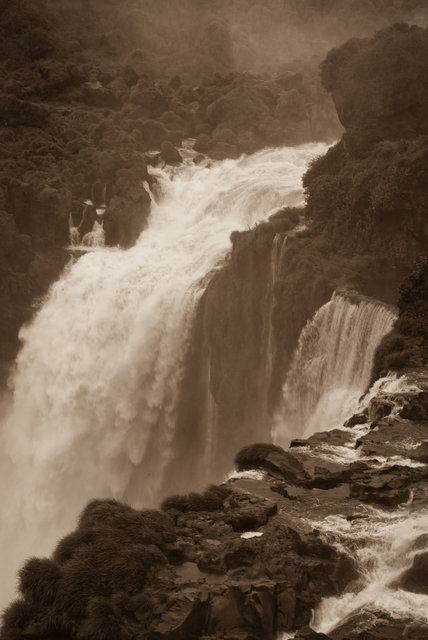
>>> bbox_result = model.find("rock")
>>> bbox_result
[154,593,210,639]
[276,584,296,631]
[349,463,428,507]
[160,141,183,165]
[290,439,308,448]
[400,552,428,594]
[358,420,428,459]
[306,468,350,490]
[77,203,97,237]
[224,541,257,570]
[409,534,428,552]
[411,441,428,463]
[294,626,331,640]
[193,153,205,164]
[367,397,395,421]
[270,483,296,499]
[344,411,367,427]
[225,501,277,532]
[194,134,213,153]
[398,392,428,421]
[306,429,355,448]
[234,443,308,485]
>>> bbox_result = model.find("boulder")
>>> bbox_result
[234,443,308,485]
[411,441,428,463]
[160,141,183,165]
[225,501,277,532]
[349,463,428,507]
[400,552,428,594]
[344,411,367,427]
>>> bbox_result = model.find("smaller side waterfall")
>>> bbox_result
[273,291,396,446]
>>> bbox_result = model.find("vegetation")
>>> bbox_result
[372,257,428,380]
[0,499,175,640]
[161,484,231,513]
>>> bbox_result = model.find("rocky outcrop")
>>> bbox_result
[400,551,428,595]
[0,475,357,640]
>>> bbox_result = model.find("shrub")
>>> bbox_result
[76,597,121,640]
[53,529,97,565]
[1,599,36,639]
[18,558,61,608]
[161,484,231,513]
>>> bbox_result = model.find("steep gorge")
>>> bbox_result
[1,19,428,640]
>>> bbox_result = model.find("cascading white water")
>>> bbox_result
[310,507,428,635]
[0,143,326,607]
[272,291,396,446]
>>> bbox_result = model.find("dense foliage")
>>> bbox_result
[1,500,175,640]
[372,257,428,379]
[302,24,428,262]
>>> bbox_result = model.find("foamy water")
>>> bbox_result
[311,506,428,634]
[273,294,396,446]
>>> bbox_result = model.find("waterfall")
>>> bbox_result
[0,143,326,607]
[272,291,396,446]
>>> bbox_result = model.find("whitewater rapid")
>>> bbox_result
[0,144,326,607]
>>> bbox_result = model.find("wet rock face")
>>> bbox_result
[235,443,308,485]
[400,551,428,595]
[349,463,428,507]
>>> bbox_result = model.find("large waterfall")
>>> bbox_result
[0,144,326,606]
[273,292,396,446]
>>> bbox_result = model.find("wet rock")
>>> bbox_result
[349,463,428,507]
[153,593,210,639]
[400,551,428,594]
[344,411,367,427]
[193,153,206,164]
[270,483,296,499]
[225,501,277,532]
[290,439,308,448]
[306,429,355,448]
[160,141,183,165]
[235,443,308,485]
[357,420,428,459]
[77,202,97,237]
[294,626,331,640]
[367,397,395,421]
[306,468,350,490]
[409,533,428,552]
[398,392,428,420]
[411,441,428,463]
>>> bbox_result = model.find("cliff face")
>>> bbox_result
[163,23,428,497]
